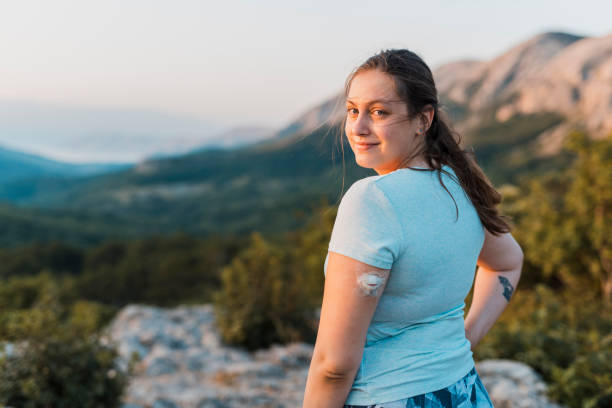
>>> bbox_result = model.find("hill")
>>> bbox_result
[0,144,129,185]
[1,30,610,245]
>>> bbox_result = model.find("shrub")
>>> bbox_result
[474,285,612,407]
[0,281,127,407]
[213,232,316,350]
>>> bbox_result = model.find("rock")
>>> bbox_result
[197,399,229,408]
[107,304,566,408]
[107,304,308,407]
[476,359,565,408]
[153,399,179,408]
[254,342,313,368]
[0,341,15,358]
[146,356,180,376]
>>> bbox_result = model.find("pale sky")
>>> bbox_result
[1,0,611,129]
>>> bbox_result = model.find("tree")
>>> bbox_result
[503,131,612,302]
[562,132,612,302]
[213,232,316,350]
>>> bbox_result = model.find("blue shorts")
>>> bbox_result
[344,366,494,408]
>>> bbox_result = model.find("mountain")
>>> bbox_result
[2,123,369,233]
[435,32,585,112]
[268,31,612,159]
[0,144,130,184]
[188,126,276,152]
[1,31,610,245]
[278,31,612,149]
[272,94,345,141]
[434,31,612,154]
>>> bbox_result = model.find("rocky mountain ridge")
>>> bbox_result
[284,31,612,155]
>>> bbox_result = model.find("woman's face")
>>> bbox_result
[345,69,426,175]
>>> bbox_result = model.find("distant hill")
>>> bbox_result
[0,201,157,248]
[0,144,130,185]
[0,125,371,237]
[1,30,610,246]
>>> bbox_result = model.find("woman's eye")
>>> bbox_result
[372,109,387,117]
[347,108,358,115]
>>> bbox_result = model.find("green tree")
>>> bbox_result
[503,131,612,301]
[285,202,336,307]
[213,232,316,350]
[475,285,612,408]
[562,132,612,302]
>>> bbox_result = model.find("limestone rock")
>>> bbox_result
[476,359,565,408]
[105,304,566,407]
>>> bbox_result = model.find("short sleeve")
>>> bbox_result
[328,178,403,270]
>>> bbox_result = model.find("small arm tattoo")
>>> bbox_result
[498,276,514,301]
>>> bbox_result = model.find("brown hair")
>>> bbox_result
[344,49,511,235]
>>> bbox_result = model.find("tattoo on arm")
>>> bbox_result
[498,276,514,301]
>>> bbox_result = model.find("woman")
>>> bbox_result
[303,49,523,407]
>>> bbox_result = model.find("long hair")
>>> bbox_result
[344,49,511,235]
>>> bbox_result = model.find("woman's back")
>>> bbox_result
[324,165,484,404]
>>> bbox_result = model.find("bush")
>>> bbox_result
[550,346,612,408]
[213,232,316,350]
[474,285,612,407]
[285,203,336,308]
[0,282,127,408]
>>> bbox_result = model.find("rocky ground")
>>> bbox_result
[103,304,564,408]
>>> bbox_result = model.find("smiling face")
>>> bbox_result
[345,69,428,175]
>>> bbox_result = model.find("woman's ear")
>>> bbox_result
[420,105,435,131]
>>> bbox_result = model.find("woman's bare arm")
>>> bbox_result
[303,251,390,408]
[464,229,523,350]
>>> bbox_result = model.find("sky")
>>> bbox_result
[1,0,611,133]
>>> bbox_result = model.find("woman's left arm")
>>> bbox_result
[303,251,390,408]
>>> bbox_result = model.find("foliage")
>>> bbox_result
[0,241,84,278]
[0,201,150,248]
[213,232,316,350]
[474,285,612,408]
[0,280,127,408]
[0,272,118,338]
[502,132,612,301]
[285,202,337,307]
[75,233,243,307]
[465,112,569,184]
[562,132,612,301]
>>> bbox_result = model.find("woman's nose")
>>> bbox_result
[351,114,370,136]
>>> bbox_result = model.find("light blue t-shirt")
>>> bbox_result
[323,164,485,405]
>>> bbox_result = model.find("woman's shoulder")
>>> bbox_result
[341,176,390,210]
[338,176,406,227]
[343,165,459,206]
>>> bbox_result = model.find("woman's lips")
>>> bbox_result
[355,143,380,151]
[354,142,379,151]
